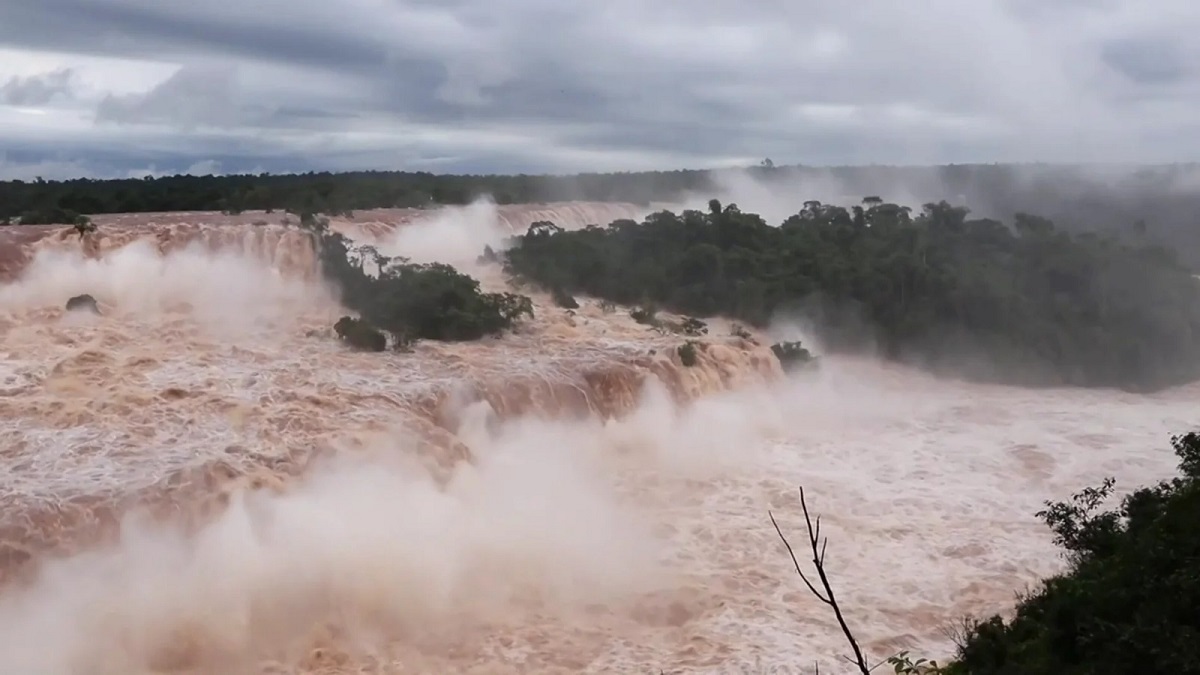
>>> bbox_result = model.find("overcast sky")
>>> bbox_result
[0,0,1197,180]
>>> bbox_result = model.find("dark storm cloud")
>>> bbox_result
[0,0,392,73]
[0,0,1198,178]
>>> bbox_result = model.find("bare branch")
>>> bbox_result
[769,510,829,603]
[772,486,872,675]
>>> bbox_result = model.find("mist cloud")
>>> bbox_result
[1,0,1199,178]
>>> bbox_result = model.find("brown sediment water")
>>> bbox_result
[0,202,1194,674]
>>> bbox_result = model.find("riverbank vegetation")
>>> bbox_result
[782,430,1200,674]
[949,432,1200,673]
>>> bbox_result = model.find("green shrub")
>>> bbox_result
[678,340,700,367]
[770,341,816,371]
[303,217,533,347]
[333,316,386,352]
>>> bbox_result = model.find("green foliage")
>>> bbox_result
[677,340,700,367]
[948,432,1200,675]
[0,169,710,221]
[770,341,816,371]
[17,206,85,225]
[889,651,948,674]
[72,215,96,238]
[333,316,386,352]
[303,216,532,345]
[503,199,1200,391]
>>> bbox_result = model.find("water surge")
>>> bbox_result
[0,202,1194,674]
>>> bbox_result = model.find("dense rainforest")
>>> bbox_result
[5,162,1200,265]
[502,198,1200,392]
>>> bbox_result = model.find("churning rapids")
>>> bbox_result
[0,200,1195,675]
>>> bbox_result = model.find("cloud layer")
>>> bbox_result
[1,0,1198,179]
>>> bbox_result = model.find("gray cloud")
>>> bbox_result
[1,0,1199,179]
[1101,37,1190,85]
[95,65,251,128]
[1,68,76,106]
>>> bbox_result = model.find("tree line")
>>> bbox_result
[502,198,1200,392]
[5,163,1200,265]
[0,169,712,221]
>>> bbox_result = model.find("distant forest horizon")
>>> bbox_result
[6,161,1200,266]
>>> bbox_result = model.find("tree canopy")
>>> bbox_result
[301,213,533,346]
[502,198,1200,391]
[0,169,710,218]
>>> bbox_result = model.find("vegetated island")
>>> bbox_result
[501,198,1200,392]
[297,211,815,371]
[302,212,534,349]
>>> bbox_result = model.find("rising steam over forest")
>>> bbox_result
[4,163,1200,673]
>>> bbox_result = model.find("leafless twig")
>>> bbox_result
[770,486,871,674]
